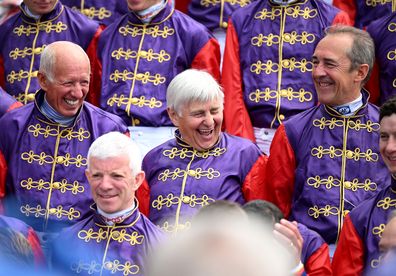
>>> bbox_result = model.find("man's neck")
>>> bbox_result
[24,6,41,19]
[332,94,363,116]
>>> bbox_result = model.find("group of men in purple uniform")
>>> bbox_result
[0,0,396,275]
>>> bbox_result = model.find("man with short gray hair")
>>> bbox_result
[137,69,267,234]
[0,41,128,237]
[265,25,389,249]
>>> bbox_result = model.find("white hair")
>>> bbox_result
[87,132,142,176]
[39,41,90,83]
[166,69,224,116]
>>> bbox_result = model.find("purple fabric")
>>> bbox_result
[0,90,128,232]
[52,203,164,276]
[367,13,396,105]
[0,87,19,117]
[0,1,100,104]
[0,214,33,238]
[143,130,262,233]
[96,4,215,126]
[350,0,394,29]
[188,0,257,31]
[229,0,342,129]
[298,223,326,264]
[284,90,389,244]
[348,177,396,273]
[61,0,129,26]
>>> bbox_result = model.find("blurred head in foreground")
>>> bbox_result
[148,200,293,276]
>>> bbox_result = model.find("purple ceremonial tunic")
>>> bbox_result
[348,176,396,272]
[188,0,256,31]
[299,223,326,265]
[0,1,100,104]
[285,91,389,244]
[143,130,263,233]
[61,0,128,26]
[0,86,21,117]
[52,203,164,276]
[94,3,219,126]
[226,0,345,129]
[367,13,396,105]
[334,0,395,29]
[0,90,128,232]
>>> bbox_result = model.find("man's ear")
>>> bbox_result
[355,64,369,83]
[167,107,179,127]
[85,169,91,182]
[37,72,48,90]
[133,171,145,191]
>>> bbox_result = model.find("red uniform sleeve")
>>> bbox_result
[175,0,190,13]
[332,10,353,26]
[0,151,7,199]
[136,179,150,217]
[221,20,255,142]
[27,228,45,266]
[86,26,104,107]
[365,59,380,105]
[305,243,332,276]
[333,0,356,26]
[264,125,296,218]
[332,214,365,276]
[242,155,267,201]
[191,37,221,83]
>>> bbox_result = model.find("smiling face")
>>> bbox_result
[23,0,57,15]
[312,34,368,106]
[38,47,90,117]
[380,114,396,175]
[86,156,144,214]
[168,98,223,151]
[127,0,162,11]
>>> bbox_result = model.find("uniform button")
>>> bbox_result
[136,73,144,79]
[283,34,291,41]
[346,150,354,159]
[282,60,290,67]
[279,114,285,121]
[133,118,140,125]
[82,8,90,14]
[112,232,120,239]
[188,170,196,177]
[280,89,288,97]
[182,196,191,204]
[31,71,38,77]
[221,22,228,28]
[52,182,60,189]
[105,262,113,269]
[26,93,35,102]
[33,48,41,54]
[344,181,352,189]
[139,50,148,58]
[49,208,56,214]
[56,156,64,164]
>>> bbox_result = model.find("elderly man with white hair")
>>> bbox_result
[137,69,267,234]
[52,132,164,276]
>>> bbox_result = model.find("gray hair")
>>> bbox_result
[166,69,224,116]
[87,132,142,177]
[39,41,90,83]
[325,25,375,84]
